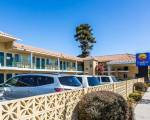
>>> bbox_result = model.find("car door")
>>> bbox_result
[35,76,55,95]
[4,76,37,99]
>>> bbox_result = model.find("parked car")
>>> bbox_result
[0,74,82,99]
[73,75,101,88]
[97,75,119,84]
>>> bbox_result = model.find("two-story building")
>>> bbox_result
[0,32,84,83]
[0,31,138,83]
[83,54,138,80]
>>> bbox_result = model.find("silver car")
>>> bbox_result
[0,74,82,99]
[73,75,101,88]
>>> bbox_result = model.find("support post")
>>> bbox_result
[107,65,111,76]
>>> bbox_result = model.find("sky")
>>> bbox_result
[0,0,150,56]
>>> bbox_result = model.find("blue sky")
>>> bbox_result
[0,0,150,56]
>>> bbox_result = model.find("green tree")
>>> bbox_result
[74,24,96,58]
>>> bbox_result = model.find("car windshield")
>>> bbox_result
[59,76,81,87]
[112,77,118,82]
[87,77,100,86]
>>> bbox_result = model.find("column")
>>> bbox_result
[107,65,111,76]
[75,61,78,71]
[57,58,60,70]
[30,53,33,69]
[4,52,6,67]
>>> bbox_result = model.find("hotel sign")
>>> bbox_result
[136,53,150,66]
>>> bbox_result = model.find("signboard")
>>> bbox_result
[136,53,150,66]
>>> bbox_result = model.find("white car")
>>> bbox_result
[98,75,119,84]
[73,75,101,88]
[0,74,82,99]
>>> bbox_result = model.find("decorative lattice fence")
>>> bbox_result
[0,78,144,120]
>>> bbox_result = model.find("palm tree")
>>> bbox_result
[74,24,96,58]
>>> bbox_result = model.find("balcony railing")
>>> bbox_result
[0,61,83,72]
[13,61,31,68]
[45,65,59,70]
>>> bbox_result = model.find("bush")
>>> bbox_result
[78,91,130,120]
[133,82,147,92]
[127,101,134,120]
[146,83,150,87]
[128,92,142,102]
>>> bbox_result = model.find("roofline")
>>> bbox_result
[0,31,21,41]
[13,43,83,61]
[94,53,135,58]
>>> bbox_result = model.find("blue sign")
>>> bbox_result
[136,53,150,66]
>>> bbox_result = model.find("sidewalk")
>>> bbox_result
[134,88,150,120]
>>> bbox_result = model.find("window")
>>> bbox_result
[124,66,128,71]
[6,53,13,67]
[46,59,50,65]
[77,62,84,71]
[5,76,37,87]
[6,74,12,80]
[41,58,45,69]
[101,77,110,82]
[63,61,66,70]
[72,62,76,68]
[59,76,81,86]
[66,62,69,67]
[0,73,4,84]
[32,56,35,64]
[55,59,58,66]
[124,74,128,79]
[0,52,4,66]
[20,76,37,86]
[36,58,40,69]
[60,61,63,70]
[87,77,100,86]
[14,54,21,62]
[77,77,82,83]
[37,76,54,86]
[112,77,118,82]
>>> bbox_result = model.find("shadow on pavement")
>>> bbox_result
[139,99,150,104]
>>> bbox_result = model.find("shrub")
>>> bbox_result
[146,83,150,87]
[127,101,134,120]
[128,92,142,102]
[78,91,130,120]
[133,82,147,92]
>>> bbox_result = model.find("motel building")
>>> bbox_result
[0,31,139,83]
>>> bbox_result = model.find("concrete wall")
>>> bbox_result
[0,78,144,120]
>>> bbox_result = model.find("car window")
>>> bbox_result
[59,76,81,86]
[77,77,82,84]
[37,76,54,86]
[112,77,118,82]
[87,77,100,86]
[5,76,37,87]
[101,77,110,82]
